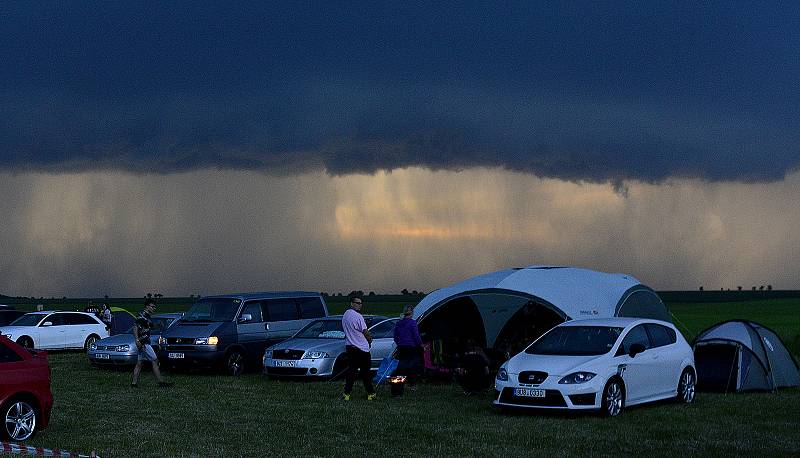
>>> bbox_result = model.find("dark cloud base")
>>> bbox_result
[2,2,799,183]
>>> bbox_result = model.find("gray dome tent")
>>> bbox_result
[412,266,671,363]
[693,320,800,392]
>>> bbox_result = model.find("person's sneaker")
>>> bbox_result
[158,381,173,387]
[367,393,377,401]
[342,393,351,401]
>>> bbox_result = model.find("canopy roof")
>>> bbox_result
[413,266,668,349]
[415,266,646,322]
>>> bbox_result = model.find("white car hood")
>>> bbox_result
[0,326,36,337]
[506,352,602,377]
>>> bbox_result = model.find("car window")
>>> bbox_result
[616,325,651,356]
[297,297,326,319]
[295,320,345,339]
[526,326,623,356]
[0,341,23,363]
[240,301,264,323]
[183,298,241,322]
[150,317,174,334]
[369,319,398,339]
[64,313,98,325]
[11,314,45,327]
[41,314,64,326]
[264,298,299,322]
[645,323,677,347]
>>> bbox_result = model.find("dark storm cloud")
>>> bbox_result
[2,2,799,182]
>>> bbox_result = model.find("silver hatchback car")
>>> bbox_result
[87,313,183,367]
[263,315,399,378]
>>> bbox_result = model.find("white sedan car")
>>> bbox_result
[494,317,695,416]
[0,311,109,350]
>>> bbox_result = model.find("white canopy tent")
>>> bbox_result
[413,266,670,355]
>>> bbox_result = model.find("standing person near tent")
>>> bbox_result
[131,299,171,388]
[342,296,375,401]
[100,304,112,328]
[394,304,423,388]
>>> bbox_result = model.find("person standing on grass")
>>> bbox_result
[342,296,375,401]
[100,303,112,329]
[132,299,171,388]
[393,304,423,388]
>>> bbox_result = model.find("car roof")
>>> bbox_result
[201,291,322,301]
[311,314,385,321]
[560,317,673,328]
[153,313,183,319]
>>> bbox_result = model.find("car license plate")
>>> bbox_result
[95,353,110,360]
[515,388,545,398]
[168,352,185,359]
[274,360,296,367]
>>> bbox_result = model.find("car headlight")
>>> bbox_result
[264,349,273,358]
[195,337,219,345]
[303,351,329,359]
[2,333,12,340]
[115,344,130,352]
[558,372,597,384]
[496,367,509,381]
[158,336,166,345]
[90,343,97,350]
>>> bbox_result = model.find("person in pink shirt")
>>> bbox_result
[341,296,375,401]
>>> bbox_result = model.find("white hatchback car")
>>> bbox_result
[494,317,695,416]
[0,311,109,351]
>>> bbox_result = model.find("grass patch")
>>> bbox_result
[13,353,800,457]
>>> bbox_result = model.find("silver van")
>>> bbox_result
[159,292,328,375]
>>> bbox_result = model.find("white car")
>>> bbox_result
[494,317,695,416]
[0,311,109,350]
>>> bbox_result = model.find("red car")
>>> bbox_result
[0,335,53,441]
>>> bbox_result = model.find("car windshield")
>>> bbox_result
[525,326,624,356]
[150,317,175,334]
[295,320,345,339]
[183,299,240,322]
[9,314,45,327]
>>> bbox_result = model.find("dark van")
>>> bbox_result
[159,292,328,375]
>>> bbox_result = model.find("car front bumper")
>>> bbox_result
[87,350,138,366]
[263,356,336,378]
[159,345,223,369]
[493,375,605,410]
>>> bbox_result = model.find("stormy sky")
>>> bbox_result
[1,2,798,296]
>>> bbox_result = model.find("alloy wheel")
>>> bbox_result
[604,381,623,417]
[85,335,99,350]
[4,401,37,441]
[679,370,696,404]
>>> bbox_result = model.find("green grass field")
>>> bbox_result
[4,299,799,457]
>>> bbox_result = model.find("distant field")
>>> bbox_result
[2,298,798,457]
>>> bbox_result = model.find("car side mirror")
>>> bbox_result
[41,321,53,327]
[628,343,645,358]
[238,314,252,323]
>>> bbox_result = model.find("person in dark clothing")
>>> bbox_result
[393,304,423,387]
[131,299,171,387]
[454,340,491,394]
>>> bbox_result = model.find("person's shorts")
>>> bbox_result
[138,344,158,362]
